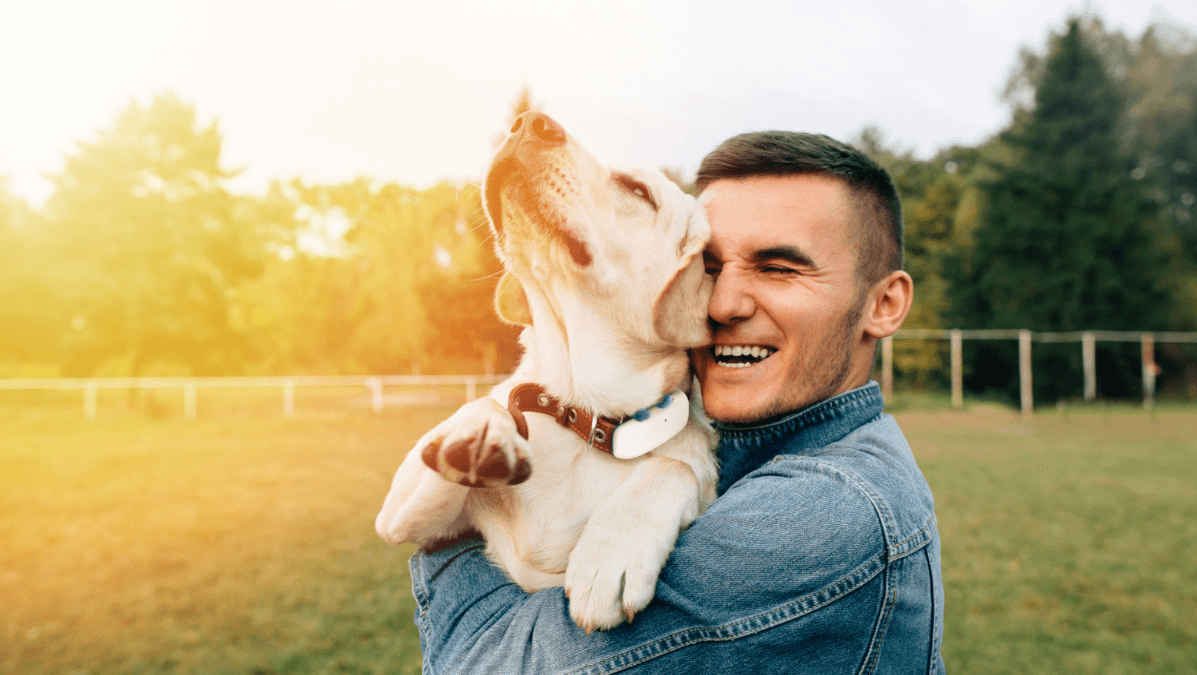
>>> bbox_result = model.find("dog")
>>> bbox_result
[375,112,718,633]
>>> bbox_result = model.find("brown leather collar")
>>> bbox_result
[507,383,621,455]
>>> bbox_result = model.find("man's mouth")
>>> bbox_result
[713,344,774,368]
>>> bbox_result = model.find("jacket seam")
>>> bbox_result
[887,519,935,561]
[856,559,897,675]
[560,550,887,675]
[790,459,899,556]
[924,545,936,675]
[771,457,934,562]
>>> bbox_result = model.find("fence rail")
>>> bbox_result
[0,374,507,421]
[5,329,1197,421]
[881,329,1197,417]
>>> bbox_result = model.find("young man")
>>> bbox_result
[403,132,945,674]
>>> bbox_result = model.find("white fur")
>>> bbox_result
[375,114,718,633]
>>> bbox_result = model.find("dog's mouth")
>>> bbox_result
[484,156,593,268]
[712,344,774,368]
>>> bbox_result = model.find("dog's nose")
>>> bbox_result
[510,112,566,145]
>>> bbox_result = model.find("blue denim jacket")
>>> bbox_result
[408,382,945,674]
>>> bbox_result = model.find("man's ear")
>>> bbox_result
[653,244,714,348]
[861,270,914,338]
[494,271,532,326]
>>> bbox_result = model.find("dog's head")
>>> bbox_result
[483,112,712,349]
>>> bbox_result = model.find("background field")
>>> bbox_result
[1,390,1194,674]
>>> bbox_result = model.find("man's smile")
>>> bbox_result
[712,343,775,368]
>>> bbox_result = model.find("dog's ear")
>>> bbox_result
[495,271,532,326]
[652,236,713,348]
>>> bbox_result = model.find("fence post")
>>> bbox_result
[950,329,963,409]
[881,335,893,400]
[184,382,197,420]
[283,379,295,418]
[1141,333,1156,408]
[84,382,97,421]
[1019,330,1033,419]
[465,377,477,402]
[366,377,384,414]
[1082,331,1096,401]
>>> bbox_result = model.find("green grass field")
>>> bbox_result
[1,391,1194,673]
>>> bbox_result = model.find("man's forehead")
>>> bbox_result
[700,175,854,256]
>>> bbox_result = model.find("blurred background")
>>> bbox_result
[2,1,1195,673]
[1,0,1196,401]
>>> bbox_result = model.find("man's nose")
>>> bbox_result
[707,268,755,325]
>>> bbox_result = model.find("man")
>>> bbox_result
[404,131,944,674]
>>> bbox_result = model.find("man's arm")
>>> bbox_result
[408,457,930,674]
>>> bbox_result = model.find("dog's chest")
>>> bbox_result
[469,418,637,565]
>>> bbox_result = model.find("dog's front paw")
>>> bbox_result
[419,397,532,488]
[563,512,674,633]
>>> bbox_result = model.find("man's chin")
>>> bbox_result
[701,388,777,425]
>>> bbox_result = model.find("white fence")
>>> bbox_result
[4,329,1197,421]
[881,329,1197,417]
[0,374,506,421]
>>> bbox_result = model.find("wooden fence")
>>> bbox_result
[880,329,1197,418]
[0,374,505,421]
[4,329,1197,420]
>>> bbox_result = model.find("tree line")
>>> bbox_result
[860,17,1197,403]
[2,16,1195,405]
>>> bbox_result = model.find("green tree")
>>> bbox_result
[950,18,1179,403]
[415,184,522,375]
[857,129,985,389]
[0,179,61,372]
[41,92,289,376]
[241,178,519,375]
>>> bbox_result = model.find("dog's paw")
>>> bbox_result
[563,512,674,633]
[419,398,532,488]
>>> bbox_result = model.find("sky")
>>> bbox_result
[1,0,1195,206]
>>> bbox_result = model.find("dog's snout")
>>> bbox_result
[510,112,566,145]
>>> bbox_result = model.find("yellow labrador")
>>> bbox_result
[375,112,718,633]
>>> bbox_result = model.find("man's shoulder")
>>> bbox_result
[689,412,936,576]
[816,413,938,556]
[668,451,890,606]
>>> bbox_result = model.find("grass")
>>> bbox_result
[1,391,1195,673]
[0,397,433,675]
[903,401,1197,672]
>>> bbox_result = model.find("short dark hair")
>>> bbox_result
[695,131,903,286]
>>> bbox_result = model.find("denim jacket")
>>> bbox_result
[408,382,945,674]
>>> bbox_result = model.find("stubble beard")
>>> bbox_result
[753,289,868,423]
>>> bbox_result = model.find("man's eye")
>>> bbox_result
[613,174,657,209]
[763,266,798,275]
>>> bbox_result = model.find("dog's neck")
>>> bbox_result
[512,292,691,418]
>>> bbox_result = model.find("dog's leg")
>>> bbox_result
[563,456,700,633]
[375,447,473,550]
[376,396,531,549]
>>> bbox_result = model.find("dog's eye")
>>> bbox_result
[613,174,657,210]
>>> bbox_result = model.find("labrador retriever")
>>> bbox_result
[375,112,718,633]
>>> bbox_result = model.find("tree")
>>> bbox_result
[950,18,1179,403]
[857,128,984,389]
[0,179,61,371]
[415,183,522,374]
[239,177,521,375]
[41,92,289,376]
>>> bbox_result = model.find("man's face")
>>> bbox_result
[692,174,869,424]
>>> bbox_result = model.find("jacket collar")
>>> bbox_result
[712,382,885,496]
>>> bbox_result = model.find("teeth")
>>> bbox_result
[714,345,773,362]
